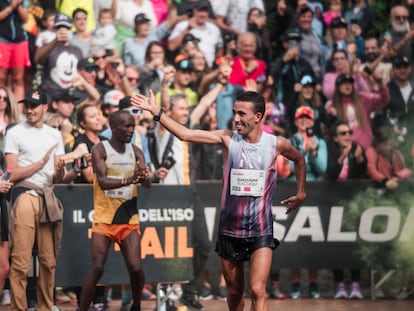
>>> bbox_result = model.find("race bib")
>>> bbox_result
[105,176,133,199]
[230,169,266,197]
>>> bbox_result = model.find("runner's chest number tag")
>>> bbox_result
[105,176,133,199]
[230,169,265,197]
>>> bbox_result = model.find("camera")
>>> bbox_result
[288,40,297,49]
[110,62,119,69]
[306,127,314,137]
[162,156,176,169]
[80,156,89,169]
[186,9,193,18]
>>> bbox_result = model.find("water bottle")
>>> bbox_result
[159,289,166,311]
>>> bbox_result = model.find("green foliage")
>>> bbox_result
[342,181,414,275]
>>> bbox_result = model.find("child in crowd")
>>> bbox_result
[91,8,118,58]
[35,8,58,48]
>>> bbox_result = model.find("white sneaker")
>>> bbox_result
[1,289,10,305]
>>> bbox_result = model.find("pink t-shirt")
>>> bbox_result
[151,0,168,25]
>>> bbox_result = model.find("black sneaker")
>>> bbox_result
[179,291,205,310]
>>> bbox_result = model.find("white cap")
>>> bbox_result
[103,90,125,106]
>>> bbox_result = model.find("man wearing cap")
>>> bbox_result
[168,3,223,67]
[180,33,201,58]
[385,54,414,127]
[101,90,125,128]
[270,27,315,110]
[48,90,80,145]
[3,88,79,311]
[123,13,174,67]
[157,57,198,109]
[34,13,83,99]
[322,16,364,64]
[73,57,101,106]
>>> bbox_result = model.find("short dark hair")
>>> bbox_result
[109,110,132,129]
[235,91,265,119]
[72,8,88,19]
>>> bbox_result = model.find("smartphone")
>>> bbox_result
[186,9,193,18]
[110,62,118,69]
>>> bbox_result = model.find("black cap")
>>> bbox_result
[194,1,209,11]
[300,74,316,86]
[283,28,302,41]
[174,58,194,71]
[77,57,98,70]
[54,13,72,28]
[335,74,355,86]
[134,13,151,25]
[330,17,347,29]
[182,33,200,44]
[392,54,410,67]
[298,5,313,16]
[52,89,80,102]
[119,96,132,110]
[18,88,48,105]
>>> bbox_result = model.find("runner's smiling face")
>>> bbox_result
[233,101,261,136]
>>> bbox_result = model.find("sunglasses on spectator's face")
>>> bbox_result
[127,77,139,83]
[393,15,408,21]
[93,55,106,61]
[75,15,87,21]
[0,96,8,101]
[337,129,353,136]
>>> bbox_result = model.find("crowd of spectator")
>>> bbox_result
[1,0,414,310]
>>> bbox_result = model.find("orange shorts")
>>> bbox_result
[0,41,31,69]
[92,223,141,244]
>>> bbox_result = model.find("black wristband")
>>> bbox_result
[153,109,164,121]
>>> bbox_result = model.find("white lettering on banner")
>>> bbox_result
[73,210,86,223]
[327,207,357,241]
[273,206,414,242]
[359,207,400,242]
[284,207,325,242]
[272,207,289,240]
[399,207,414,241]
[139,208,194,222]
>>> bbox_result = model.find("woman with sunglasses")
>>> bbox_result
[326,120,367,299]
[326,120,367,181]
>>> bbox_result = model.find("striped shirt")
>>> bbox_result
[219,132,278,238]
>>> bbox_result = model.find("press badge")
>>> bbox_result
[105,176,133,199]
[230,169,265,196]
